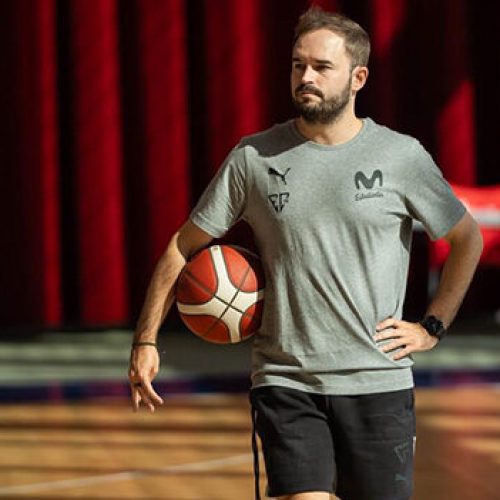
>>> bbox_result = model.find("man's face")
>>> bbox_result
[291,29,354,124]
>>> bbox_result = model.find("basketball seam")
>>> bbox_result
[200,248,237,341]
[216,248,258,317]
[180,248,262,318]
[229,254,263,319]
[182,268,253,315]
[179,311,224,340]
[238,303,262,338]
[202,247,255,341]
[199,315,227,341]
[178,245,263,342]
[178,266,228,340]
[182,269,220,304]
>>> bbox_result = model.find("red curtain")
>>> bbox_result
[0,0,61,327]
[120,0,191,319]
[0,0,496,328]
[369,0,476,183]
[69,0,128,324]
[203,0,266,174]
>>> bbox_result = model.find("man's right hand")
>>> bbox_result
[127,220,214,413]
[128,344,164,412]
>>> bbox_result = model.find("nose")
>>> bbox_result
[301,65,316,83]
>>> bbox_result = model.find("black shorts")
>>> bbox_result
[250,386,416,500]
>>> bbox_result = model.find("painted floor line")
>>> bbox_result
[0,453,254,496]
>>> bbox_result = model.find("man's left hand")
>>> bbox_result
[374,317,439,361]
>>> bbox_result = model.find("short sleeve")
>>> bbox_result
[405,141,466,240]
[189,145,247,238]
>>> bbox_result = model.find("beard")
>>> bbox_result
[293,79,352,124]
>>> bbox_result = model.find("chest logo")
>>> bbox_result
[268,192,290,213]
[354,170,383,190]
[268,167,291,185]
[354,170,384,201]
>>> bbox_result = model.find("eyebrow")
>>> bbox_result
[292,57,334,65]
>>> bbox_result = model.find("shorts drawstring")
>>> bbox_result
[251,405,261,500]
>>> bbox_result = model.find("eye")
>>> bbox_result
[293,63,305,71]
[315,65,330,72]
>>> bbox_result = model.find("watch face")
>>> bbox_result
[422,316,446,339]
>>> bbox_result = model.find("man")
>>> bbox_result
[128,6,483,500]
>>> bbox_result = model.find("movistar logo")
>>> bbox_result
[354,169,384,201]
[354,170,383,190]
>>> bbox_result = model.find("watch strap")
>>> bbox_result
[420,315,447,341]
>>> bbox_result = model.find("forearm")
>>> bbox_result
[133,233,186,343]
[426,230,483,328]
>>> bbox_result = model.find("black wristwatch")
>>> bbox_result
[419,315,447,342]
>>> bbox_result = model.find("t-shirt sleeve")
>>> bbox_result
[405,140,466,241]
[189,145,248,238]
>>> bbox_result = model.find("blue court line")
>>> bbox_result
[0,369,499,403]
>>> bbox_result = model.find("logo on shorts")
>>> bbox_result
[395,473,409,485]
[393,441,411,464]
[354,169,384,201]
[268,192,290,213]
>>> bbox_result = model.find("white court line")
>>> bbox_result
[0,453,253,496]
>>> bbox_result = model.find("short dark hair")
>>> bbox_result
[293,6,370,68]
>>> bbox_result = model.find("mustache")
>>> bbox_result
[295,84,324,99]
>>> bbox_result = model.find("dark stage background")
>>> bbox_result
[1,0,499,329]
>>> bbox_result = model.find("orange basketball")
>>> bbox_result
[175,245,265,344]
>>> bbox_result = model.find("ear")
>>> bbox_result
[351,66,369,92]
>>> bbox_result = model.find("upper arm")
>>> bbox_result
[175,219,214,259]
[443,210,482,246]
[405,141,467,241]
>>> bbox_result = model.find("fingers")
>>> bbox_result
[376,317,400,332]
[129,346,163,412]
[131,384,142,412]
[135,385,154,412]
[380,339,412,361]
[130,380,163,412]
[374,319,438,360]
[143,378,164,407]
[374,319,402,342]
[392,346,413,361]
[380,339,407,353]
[373,330,401,342]
[374,318,411,360]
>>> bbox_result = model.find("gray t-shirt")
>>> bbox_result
[190,118,466,395]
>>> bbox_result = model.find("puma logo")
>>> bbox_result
[354,170,383,190]
[268,167,291,185]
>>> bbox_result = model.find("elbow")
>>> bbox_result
[470,218,484,258]
[160,231,188,269]
[447,216,483,262]
[460,218,483,263]
[476,223,484,255]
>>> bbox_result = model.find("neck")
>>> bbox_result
[295,107,363,146]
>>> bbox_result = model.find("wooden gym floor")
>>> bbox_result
[0,387,499,499]
[1,327,499,498]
